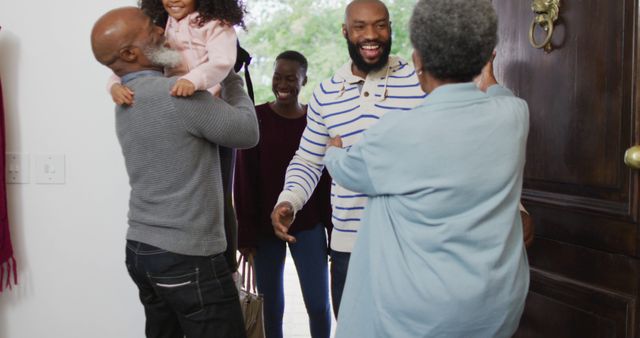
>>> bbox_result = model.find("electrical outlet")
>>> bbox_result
[6,153,29,184]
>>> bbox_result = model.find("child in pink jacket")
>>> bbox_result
[108,0,245,104]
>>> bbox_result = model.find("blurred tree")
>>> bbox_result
[239,0,418,104]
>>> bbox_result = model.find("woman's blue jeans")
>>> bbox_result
[253,223,331,338]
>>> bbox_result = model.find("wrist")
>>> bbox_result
[276,192,303,214]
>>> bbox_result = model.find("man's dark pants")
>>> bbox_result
[125,240,247,338]
[329,249,351,318]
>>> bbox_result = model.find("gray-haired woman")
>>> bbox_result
[323,0,530,337]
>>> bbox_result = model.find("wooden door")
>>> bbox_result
[493,1,640,337]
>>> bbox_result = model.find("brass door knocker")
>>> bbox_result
[529,0,560,52]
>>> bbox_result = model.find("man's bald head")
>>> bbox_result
[345,0,389,23]
[342,0,392,76]
[91,7,151,66]
[90,6,181,78]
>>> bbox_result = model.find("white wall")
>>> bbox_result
[0,1,148,337]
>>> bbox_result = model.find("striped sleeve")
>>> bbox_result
[276,87,329,213]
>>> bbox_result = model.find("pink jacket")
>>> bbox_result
[108,12,237,93]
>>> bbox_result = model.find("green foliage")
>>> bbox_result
[239,0,418,104]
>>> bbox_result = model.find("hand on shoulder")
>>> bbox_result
[475,51,498,92]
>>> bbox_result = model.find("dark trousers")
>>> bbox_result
[125,240,247,338]
[329,249,351,318]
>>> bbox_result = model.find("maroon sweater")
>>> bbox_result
[234,103,332,248]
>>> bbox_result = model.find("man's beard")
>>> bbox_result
[346,34,392,74]
[143,45,182,69]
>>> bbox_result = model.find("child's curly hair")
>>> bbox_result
[139,0,246,29]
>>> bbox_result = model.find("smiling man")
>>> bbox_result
[91,7,257,338]
[270,0,426,317]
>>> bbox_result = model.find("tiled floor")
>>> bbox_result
[282,252,337,338]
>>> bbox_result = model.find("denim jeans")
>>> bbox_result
[125,240,246,338]
[329,249,351,318]
[253,223,331,338]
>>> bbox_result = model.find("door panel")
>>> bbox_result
[529,205,636,257]
[497,0,632,205]
[492,0,639,336]
[518,268,634,338]
[528,238,638,295]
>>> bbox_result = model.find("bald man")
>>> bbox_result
[91,7,257,338]
[270,0,426,317]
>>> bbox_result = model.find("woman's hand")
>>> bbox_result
[475,51,498,92]
[328,135,343,148]
[521,211,534,249]
[239,247,256,258]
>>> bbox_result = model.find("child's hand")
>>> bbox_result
[171,79,196,97]
[110,84,134,105]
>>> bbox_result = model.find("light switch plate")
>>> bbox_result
[35,154,65,184]
[6,153,29,184]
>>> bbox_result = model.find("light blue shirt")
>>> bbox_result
[325,83,530,338]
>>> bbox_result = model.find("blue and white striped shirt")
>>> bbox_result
[276,56,426,252]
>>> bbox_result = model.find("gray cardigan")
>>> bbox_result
[117,71,258,256]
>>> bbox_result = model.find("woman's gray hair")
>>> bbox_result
[409,0,497,82]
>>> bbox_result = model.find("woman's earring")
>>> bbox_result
[417,69,423,76]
